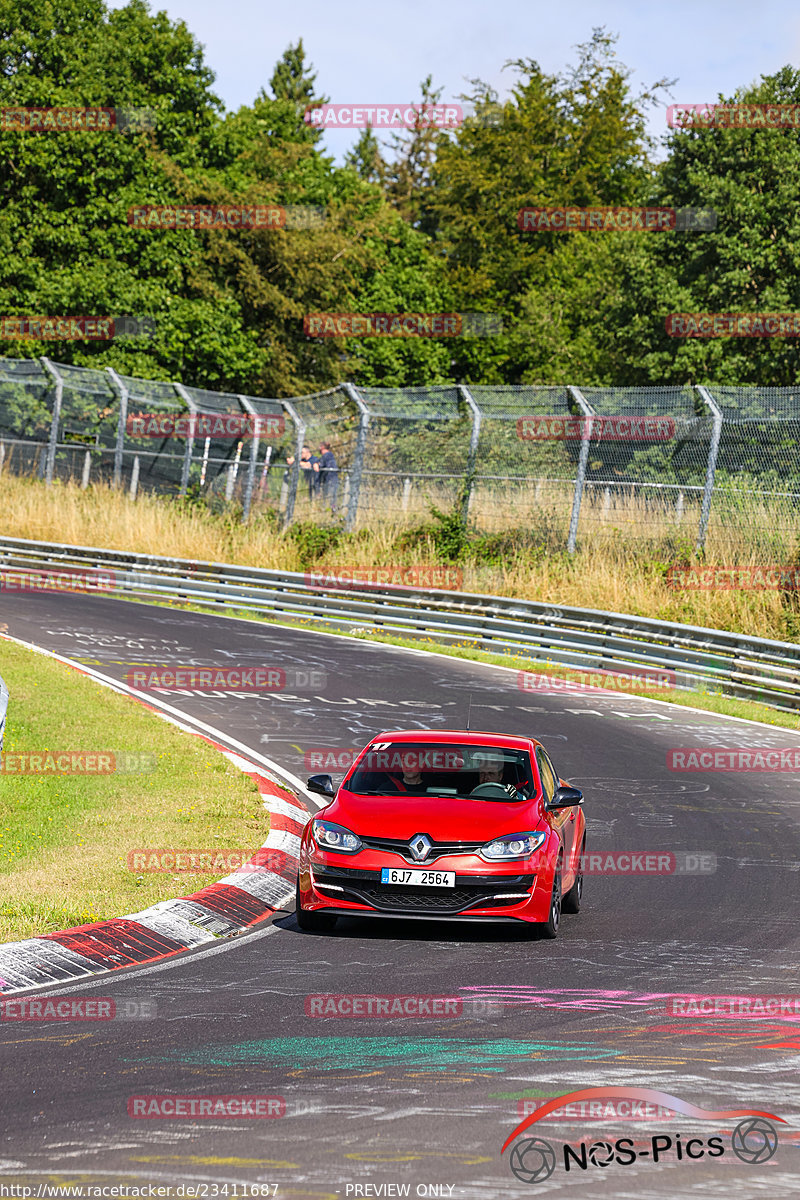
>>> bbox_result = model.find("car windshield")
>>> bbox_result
[344,742,536,800]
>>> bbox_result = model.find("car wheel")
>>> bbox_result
[562,841,584,914]
[295,877,337,932]
[538,860,562,939]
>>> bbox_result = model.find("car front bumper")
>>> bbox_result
[298,857,554,924]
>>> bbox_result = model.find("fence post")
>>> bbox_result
[566,385,595,553]
[39,358,63,486]
[238,395,261,523]
[226,441,243,503]
[458,384,482,524]
[342,383,370,532]
[199,438,211,486]
[695,386,723,552]
[105,367,129,488]
[281,399,305,527]
[172,382,198,497]
[130,455,140,500]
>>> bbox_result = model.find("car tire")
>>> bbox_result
[538,860,562,939]
[562,841,584,914]
[295,877,337,932]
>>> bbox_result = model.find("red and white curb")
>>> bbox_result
[0,636,313,995]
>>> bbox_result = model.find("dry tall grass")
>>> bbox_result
[0,472,797,642]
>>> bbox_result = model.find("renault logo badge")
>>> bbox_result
[409,834,432,862]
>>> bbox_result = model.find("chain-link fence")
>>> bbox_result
[1,356,798,552]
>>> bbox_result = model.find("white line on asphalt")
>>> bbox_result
[131,602,800,737]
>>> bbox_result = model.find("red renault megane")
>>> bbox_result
[296,731,585,936]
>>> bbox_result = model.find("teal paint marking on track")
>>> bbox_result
[129,1037,621,1071]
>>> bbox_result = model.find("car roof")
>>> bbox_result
[364,730,541,751]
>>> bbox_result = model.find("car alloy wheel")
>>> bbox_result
[539,862,562,939]
[562,843,584,914]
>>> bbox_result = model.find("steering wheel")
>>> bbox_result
[468,781,521,800]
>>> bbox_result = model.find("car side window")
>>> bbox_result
[536,750,557,803]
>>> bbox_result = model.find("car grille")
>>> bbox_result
[358,887,483,911]
[359,835,484,862]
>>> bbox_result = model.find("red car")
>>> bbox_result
[296,731,585,936]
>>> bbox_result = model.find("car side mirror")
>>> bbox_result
[306,773,335,798]
[546,785,583,810]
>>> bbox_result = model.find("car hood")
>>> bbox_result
[325,790,539,841]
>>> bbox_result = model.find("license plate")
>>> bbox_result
[380,868,455,888]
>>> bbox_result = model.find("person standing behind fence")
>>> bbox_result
[318,441,339,513]
[286,445,320,502]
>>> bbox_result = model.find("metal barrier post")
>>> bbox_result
[458,384,482,523]
[238,395,260,522]
[281,399,305,526]
[342,383,370,531]
[39,358,63,485]
[106,367,129,488]
[695,386,723,552]
[173,382,199,497]
[566,385,595,553]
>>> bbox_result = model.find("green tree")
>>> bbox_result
[425,30,668,383]
[603,65,800,386]
[345,126,387,186]
[385,75,444,231]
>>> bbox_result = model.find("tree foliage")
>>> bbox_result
[1,7,799,396]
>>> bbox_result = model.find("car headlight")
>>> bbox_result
[480,831,547,861]
[311,819,362,854]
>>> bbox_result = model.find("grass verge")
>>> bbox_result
[2,472,800,643]
[0,638,274,942]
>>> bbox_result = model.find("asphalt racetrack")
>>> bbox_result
[1,590,799,1198]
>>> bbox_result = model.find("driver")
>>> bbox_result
[476,750,505,786]
[471,750,522,799]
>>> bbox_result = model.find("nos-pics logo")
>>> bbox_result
[502,1088,783,1184]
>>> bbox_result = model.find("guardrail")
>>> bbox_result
[0,535,799,714]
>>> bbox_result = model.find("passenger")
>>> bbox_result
[389,758,429,793]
